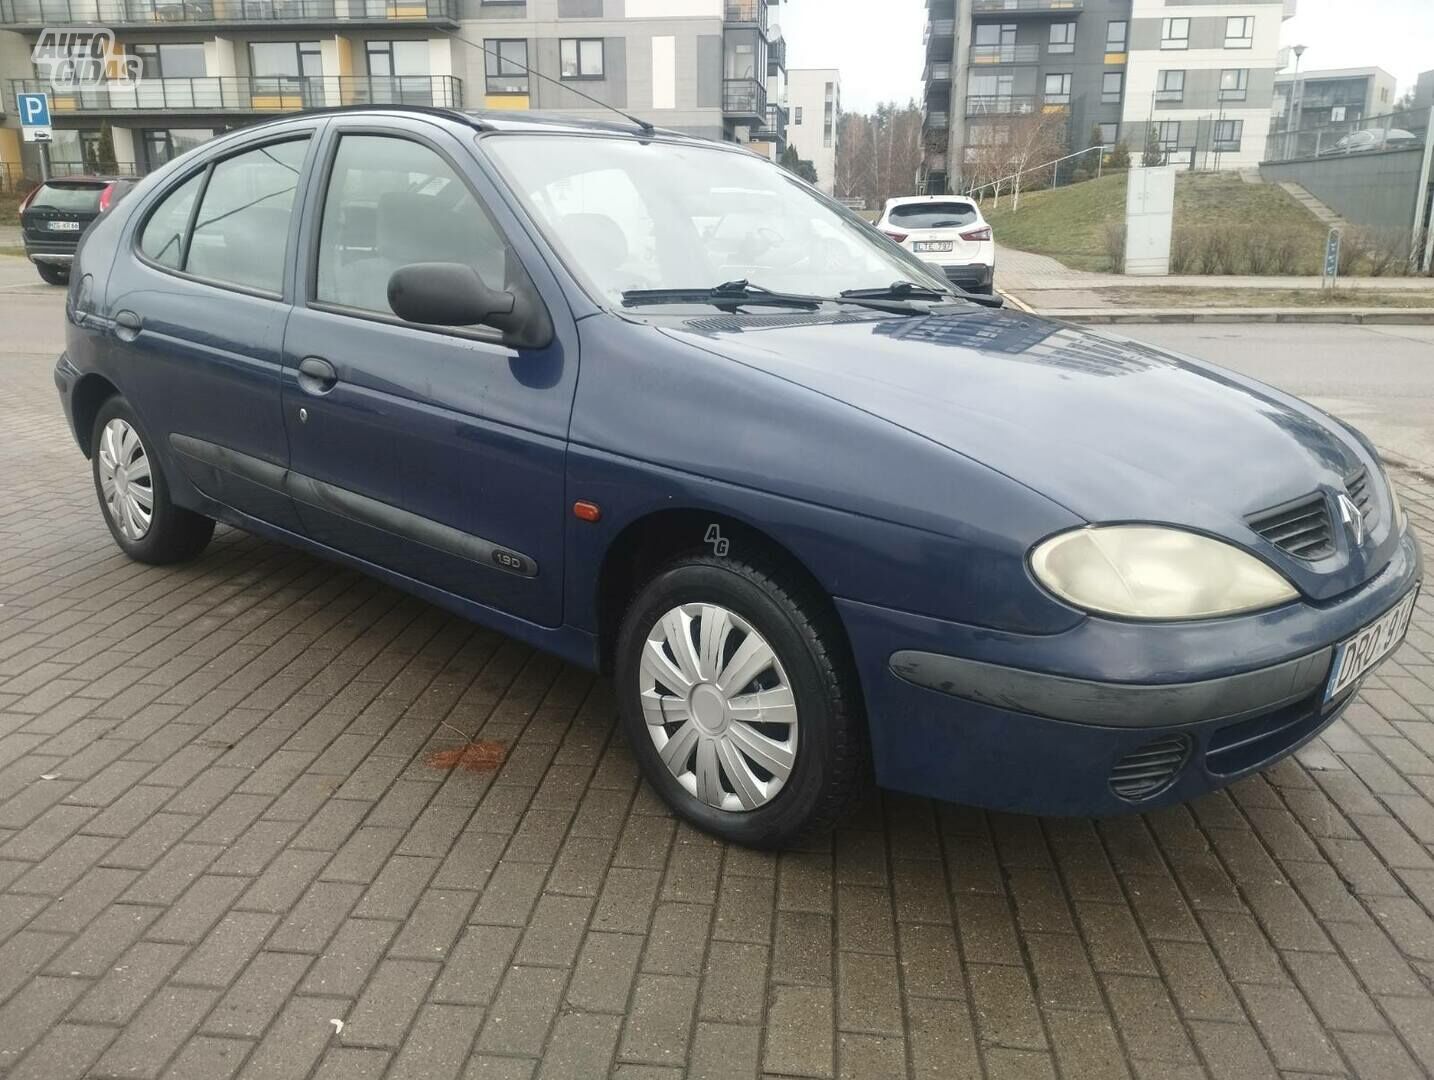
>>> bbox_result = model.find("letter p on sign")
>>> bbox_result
[18,92,51,127]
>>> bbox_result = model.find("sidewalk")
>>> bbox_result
[996,246,1434,323]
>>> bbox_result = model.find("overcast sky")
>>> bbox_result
[780,0,1433,115]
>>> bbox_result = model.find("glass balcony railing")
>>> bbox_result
[721,76,766,119]
[965,94,1037,116]
[0,0,458,27]
[971,0,1083,14]
[969,44,1041,64]
[723,0,767,27]
[7,74,462,113]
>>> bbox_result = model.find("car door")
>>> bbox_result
[108,127,321,531]
[280,117,576,628]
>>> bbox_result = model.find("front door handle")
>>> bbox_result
[297,356,338,395]
[114,310,142,343]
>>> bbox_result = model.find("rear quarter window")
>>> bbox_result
[28,183,106,213]
[887,202,979,229]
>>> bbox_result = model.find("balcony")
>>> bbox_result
[767,35,786,71]
[969,44,1040,64]
[922,108,950,131]
[924,59,952,85]
[749,103,787,144]
[924,18,955,59]
[971,0,1082,16]
[7,74,462,114]
[966,94,1037,116]
[0,0,457,28]
[724,0,767,27]
[722,76,766,121]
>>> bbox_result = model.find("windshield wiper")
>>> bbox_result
[622,280,820,310]
[622,279,930,315]
[843,280,1005,310]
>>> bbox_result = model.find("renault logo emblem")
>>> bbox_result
[1337,493,1364,546]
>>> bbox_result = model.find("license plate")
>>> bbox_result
[913,240,953,252]
[48,220,81,232]
[1325,589,1419,701]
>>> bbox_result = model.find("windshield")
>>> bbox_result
[483,134,949,305]
[29,182,106,213]
[887,202,978,229]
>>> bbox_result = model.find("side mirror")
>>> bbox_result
[387,262,552,348]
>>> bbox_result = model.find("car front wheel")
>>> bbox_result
[615,553,868,848]
[91,396,215,564]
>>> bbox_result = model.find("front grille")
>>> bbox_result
[1109,735,1191,801]
[1346,469,1376,528]
[1206,688,1334,776]
[1248,494,1334,560]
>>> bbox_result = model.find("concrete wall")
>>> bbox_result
[1259,147,1426,234]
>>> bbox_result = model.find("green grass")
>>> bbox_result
[0,246,25,259]
[1100,286,1434,308]
[984,171,1333,274]
[0,191,21,226]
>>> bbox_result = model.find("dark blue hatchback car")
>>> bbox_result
[55,108,1421,846]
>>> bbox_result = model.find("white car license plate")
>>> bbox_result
[48,220,81,231]
[1325,589,1418,701]
[913,240,952,253]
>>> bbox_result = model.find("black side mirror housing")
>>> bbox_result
[387,262,552,349]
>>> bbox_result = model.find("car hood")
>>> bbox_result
[657,307,1392,599]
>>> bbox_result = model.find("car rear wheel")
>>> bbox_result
[35,262,69,286]
[614,553,868,848]
[91,397,215,565]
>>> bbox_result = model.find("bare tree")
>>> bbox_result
[834,113,874,201]
[833,101,923,211]
[999,111,1070,211]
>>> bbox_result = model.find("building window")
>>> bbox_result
[1043,73,1072,105]
[1048,22,1076,54]
[1155,69,1184,102]
[1105,20,1127,51]
[1157,120,1181,150]
[824,80,834,146]
[1225,16,1253,48]
[132,42,207,79]
[1160,18,1189,50]
[794,106,802,123]
[1102,71,1123,103]
[1219,68,1248,101]
[560,38,604,79]
[974,22,1017,47]
[485,39,528,95]
[1330,105,1346,122]
[1214,118,1243,150]
[1097,122,1118,146]
[248,41,322,101]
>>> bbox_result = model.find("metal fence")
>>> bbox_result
[6,75,462,114]
[1263,105,1431,164]
[0,0,457,24]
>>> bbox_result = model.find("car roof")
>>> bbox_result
[884,195,977,208]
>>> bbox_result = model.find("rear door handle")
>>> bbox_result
[114,310,142,342]
[297,356,338,395]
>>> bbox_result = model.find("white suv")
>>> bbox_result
[877,195,995,295]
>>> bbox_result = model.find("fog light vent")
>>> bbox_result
[1109,735,1192,801]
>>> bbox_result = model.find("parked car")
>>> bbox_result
[19,175,137,285]
[1320,128,1420,155]
[55,109,1421,847]
[877,194,996,294]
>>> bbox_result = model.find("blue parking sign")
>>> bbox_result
[17,92,51,128]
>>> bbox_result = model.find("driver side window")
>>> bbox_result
[315,134,512,317]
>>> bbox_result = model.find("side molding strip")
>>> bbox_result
[169,433,538,579]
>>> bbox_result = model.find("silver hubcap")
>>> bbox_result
[640,603,798,812]
[97,418,153,541]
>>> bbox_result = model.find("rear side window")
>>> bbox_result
[137,137,309,293]
[139,172,204,269]
[887,202,978,229]
[29,183,106,213]
[315,134,514,317]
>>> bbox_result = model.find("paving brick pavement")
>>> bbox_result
[2,344,1434,1079]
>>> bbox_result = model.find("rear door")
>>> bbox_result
[106,127,321,530]
[886,200,983,263]
[279,117,577,628]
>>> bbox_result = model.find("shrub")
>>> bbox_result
[1354,226,1410,276]
[1242,229,1272,275]
[1198,229,1236,275]
[1335,229,1363,276]
[1271,233,1303,275]
[1106,142,1131,170]
[1170,227,1199,274]
[1103,222,1127,273]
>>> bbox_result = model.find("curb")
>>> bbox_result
[1025,308,1434,326]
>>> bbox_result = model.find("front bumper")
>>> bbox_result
[839,529,1422,816]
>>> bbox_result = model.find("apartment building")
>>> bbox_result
[786,66,837,192]
[0,0,786,180]
[920,0,1293,193]
[1272,65,1396,132]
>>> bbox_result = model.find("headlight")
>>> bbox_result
[1030,525,1298,620]
[1379,463,1406,531]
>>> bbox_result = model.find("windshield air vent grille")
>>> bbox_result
[1248,494,1334,561]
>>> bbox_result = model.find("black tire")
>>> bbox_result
[35,262,69,286]
[614,552,869,848]
[91,396,215,565]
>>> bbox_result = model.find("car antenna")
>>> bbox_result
[453,33,657,137]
